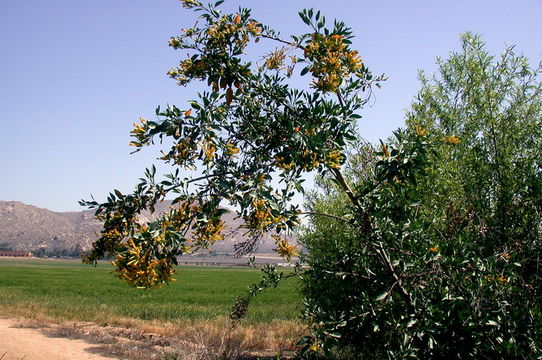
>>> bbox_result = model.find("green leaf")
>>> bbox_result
[298,11,310,25]
[375,291,388,301]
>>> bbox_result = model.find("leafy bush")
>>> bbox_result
[300,34,541,359]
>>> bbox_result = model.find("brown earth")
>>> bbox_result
[0,318,296,360]
[0,318,115,360]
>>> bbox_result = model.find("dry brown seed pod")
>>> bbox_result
[225,87,234,105]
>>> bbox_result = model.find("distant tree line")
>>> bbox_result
[31,244,83,258]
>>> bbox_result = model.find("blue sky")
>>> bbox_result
[1,0,541,212]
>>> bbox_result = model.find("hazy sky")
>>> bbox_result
[1,0,541,212]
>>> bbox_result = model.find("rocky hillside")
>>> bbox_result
[0,201,102,254]
[0,200,294,255]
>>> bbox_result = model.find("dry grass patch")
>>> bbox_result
[5,316,305,360]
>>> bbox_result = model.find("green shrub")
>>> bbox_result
[300,34,541,359]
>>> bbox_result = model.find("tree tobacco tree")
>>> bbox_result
[81,0,384,291]
[301,34,541,359]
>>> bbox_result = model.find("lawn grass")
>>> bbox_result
[0,258,300,325]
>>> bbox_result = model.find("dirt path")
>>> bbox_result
[0,319,116,360]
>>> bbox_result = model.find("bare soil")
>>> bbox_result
[0,317,293,360]
[0,318,115,360]
[0,318,181,360]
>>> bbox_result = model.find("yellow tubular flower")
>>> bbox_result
[442,135,461,144]
[255,173,266,182]
[130,118,148,147]
[113,237,176,289]
[102,228,122,240]
[273,235,299,260]
[181,0,201,9]
[304,33,363,92]
[274,155,294,170]
[246,21,262,36]
[415,125,428,137]
[263,48,287,70]
[309,343,320,352]
[193,219,225,246]
[381,144,390,158]
[225,141,240,156]
[326,150,345,169]
[202,140,217,160]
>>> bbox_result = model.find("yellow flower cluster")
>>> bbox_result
[299,149,321,171]
[178,139,198,162]
[274,155,294,170]
[486,274,508,284]
[274,146,320,172]
[309,343,321,352]
[113,238,176,289]
[263,48,287,70]
[103,227,121,238]
[274,147,345,172]
[415,125,428,137]
[272,235,299,260]
[180,0,201,9]
[131,117,147,136]
[205,16,260,53]
[192,219,225,248]
[325,150,345,169]
[225,141,240,156]
[381,144,391,158]
[201,139,217,160]
[442,135,461,145]
[244,198,286,231]
[161,138,198,165]
[245,20,262,37]
[167,57,208,86]
[304,34,363,92]
[129,117,148,147]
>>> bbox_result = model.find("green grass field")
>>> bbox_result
[0,258,300,325]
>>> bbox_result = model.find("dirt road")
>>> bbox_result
[0,318,115,360]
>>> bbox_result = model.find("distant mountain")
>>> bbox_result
[0,200,294,255]
[0,201,101,254]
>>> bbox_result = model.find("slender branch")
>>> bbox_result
[330,167,362,209]
[376,242,416,313]
[165,171,233,192]
[336,89,347,114]
[259,34,301,49]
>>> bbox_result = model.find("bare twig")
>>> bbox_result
[376,242,416,313]
[259,34,300,48]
